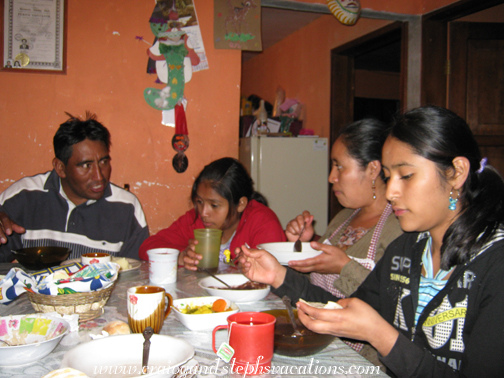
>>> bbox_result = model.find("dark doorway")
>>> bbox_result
[329,23,405,220]
[353,98,399,124]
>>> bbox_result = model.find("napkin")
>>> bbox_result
[0,262,119,304]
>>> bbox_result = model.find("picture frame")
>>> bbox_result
[1,0,67,73]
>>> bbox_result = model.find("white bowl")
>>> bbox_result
[258,242,322,265]
[0,314,70,367]
[60,333,194,378]
[172,296,239,331]
[199,274,270,303]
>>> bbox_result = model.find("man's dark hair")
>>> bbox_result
[53,111,111,164]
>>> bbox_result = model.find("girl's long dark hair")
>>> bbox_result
[191,158,267,224]
[388,105,504,269]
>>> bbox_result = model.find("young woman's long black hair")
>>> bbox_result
[191,157,267,224]
[388,105,504,269]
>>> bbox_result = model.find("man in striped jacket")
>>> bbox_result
[0,112,149,262]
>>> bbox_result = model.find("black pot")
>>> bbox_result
[12,247,72,270]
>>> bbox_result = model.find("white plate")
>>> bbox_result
[258,242,322,265]
[0,314,70,367]
[173,358,198,378]
[61,257,142,272]
[172,296,239,331]
[60,333,194,378]
[199,274,270,303]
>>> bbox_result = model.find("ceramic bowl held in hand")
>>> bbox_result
[258,242,322,265]
[13,247,72,270]
[199,274,270,303]
[172,296,239,331]
[262,309,335,357]
[0,314,70,367]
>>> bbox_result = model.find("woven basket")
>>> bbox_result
[26,284,115,322]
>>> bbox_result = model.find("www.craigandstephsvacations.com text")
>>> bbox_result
[92,357,382,376]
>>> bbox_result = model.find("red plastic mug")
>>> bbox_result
[212,312,276,375]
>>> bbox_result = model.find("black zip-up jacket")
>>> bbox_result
[274,231,504,377]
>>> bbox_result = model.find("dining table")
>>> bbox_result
[0,261,389,378]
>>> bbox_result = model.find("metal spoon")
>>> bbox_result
[142,327,153,375]
[293,222,306,252]
[282,296,303,336]
[199,268,232,288]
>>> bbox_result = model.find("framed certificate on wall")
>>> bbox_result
[1,0,67,73]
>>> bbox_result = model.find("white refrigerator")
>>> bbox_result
[239,136,329,236]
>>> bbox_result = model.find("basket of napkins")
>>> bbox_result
[0,262,119,322]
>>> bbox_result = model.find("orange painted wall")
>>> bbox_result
[0,0,241,234]
[241,15,392,137]
[242,0,461,138]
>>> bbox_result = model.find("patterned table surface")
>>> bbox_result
[0,262,388,378]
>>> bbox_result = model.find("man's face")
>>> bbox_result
[53,139,111,206]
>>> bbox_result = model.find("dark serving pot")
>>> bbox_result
[12,247,72,270]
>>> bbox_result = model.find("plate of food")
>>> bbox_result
[257,242,322,265]
[172,296,239,331]
[0,314,70,367]
[62,256,142,272]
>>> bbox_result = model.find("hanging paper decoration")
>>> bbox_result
[214,0,262,50]
[144,1,200,112]
[140,1,205,173]
[327,0,361,26]
[172,103,190,173]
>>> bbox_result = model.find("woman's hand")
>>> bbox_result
[238,245,287,288]
[288,241,351,274]
[178,239,202,271]
[297,298,399,357]
[285,211,315,242]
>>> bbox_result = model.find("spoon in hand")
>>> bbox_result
[282,296,303,336]
[198,268,231,288]
[293,222,306,252]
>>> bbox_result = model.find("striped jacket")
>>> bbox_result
[0,170,149,262]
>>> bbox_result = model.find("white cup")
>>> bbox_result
[147,248,180,284]
[81,252,111,265]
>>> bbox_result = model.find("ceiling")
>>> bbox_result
[241,7,401,71]
[242,2,504,67]
[242,7,323,62]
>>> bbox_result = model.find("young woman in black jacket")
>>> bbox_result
[240,105,504,377]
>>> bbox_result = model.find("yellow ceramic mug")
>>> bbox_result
[127,285,172,334]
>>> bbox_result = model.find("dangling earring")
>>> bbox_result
[372,180,376,200]
[448,189,459,211]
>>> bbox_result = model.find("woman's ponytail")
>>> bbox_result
[442,165,504,269]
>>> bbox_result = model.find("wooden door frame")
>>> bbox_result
[421,0,504,108]
[329,21,407,220]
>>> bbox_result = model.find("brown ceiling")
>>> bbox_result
[242,8,323,62]
[242,3,504,66]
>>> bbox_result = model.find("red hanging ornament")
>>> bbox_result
[172,103,189,173]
